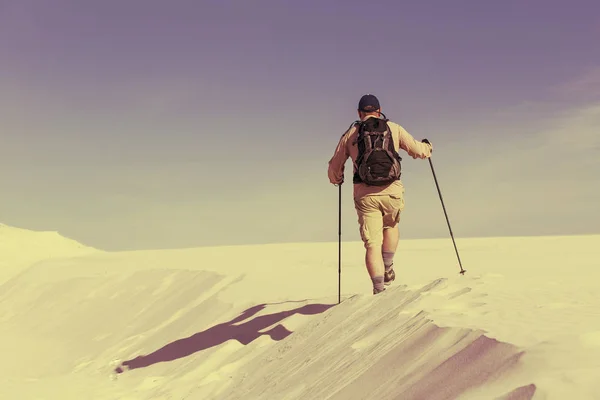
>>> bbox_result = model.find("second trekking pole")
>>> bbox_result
[338,183,342,304]
[426,154,466,275]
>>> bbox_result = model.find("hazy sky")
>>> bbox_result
[1,0,599,250]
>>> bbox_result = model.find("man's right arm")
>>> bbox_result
[327,130,351,185]
[393,123,432,159]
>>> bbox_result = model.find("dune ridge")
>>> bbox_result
[209,280,534,400]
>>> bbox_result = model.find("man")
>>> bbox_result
[327,94,433,295]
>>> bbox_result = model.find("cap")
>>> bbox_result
[358,94,380,112]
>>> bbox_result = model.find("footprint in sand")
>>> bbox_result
[467,273,503,286]
[447,288,488,309]
[411,278,448,294]
[537,302,573,310]
[447,287,472,300]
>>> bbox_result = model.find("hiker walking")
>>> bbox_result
[328,94,433,295]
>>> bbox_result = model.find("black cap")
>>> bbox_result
[358,94,380,112]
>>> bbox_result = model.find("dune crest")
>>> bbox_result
[211,281,534,400]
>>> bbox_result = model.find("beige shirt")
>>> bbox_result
[327,115,432,200]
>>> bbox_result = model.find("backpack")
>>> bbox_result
[352,116,402,186]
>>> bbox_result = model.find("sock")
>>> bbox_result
[372,276,385,292]
[383,251,395,271]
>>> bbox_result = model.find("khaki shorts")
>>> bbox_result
[354,193,405,248]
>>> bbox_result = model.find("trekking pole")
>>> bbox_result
[337,183,342,303]
[427,157,466,275]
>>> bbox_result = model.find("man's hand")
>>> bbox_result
[422,138,433,152]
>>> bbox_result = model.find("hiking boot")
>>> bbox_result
[373,287,386,295]
[384,267,395,286]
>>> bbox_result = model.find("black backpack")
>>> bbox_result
[352,116,402,186]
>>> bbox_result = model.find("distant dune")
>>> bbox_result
[0,223,99,284]
[1,224,599,399]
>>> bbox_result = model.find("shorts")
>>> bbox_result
[354,193,405,248]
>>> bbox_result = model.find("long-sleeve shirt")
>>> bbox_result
[327,115,432,200]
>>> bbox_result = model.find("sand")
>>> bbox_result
[0,223,98,285]
[1,223,599,399]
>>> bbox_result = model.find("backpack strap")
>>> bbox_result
[382,121,402,162]
[363,131,374,152]
[348,120,361,130]
[341,120,361,141]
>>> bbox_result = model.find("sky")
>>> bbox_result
[1,0,599,251]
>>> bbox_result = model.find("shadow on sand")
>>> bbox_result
[115,301,335,373]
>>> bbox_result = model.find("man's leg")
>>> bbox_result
[381,194,404,285]
[355,196,386,294]
[365,243,385,283]
[382,227,399,284]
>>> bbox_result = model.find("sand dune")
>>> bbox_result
[0,223,99,284]
[1,225,599,399]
